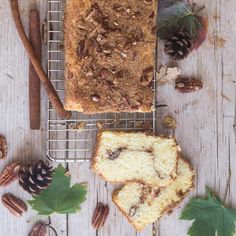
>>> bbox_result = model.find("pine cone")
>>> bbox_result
[19,160,54,195]
[164,31,192,60]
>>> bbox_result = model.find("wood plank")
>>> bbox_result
[0,0,67,235]
[156,0,236,235]
[68,162,138,236]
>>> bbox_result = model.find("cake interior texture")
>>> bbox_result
[64,0,157,113]
[112,158,195,231]
[92,131,180,186]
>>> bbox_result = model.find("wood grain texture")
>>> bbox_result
[0,0,235,235]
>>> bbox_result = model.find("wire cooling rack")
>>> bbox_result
[46,0,158,162]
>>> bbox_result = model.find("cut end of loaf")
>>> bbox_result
[92,131,180,186]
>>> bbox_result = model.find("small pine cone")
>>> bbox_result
[19,160,53,195]
[164,31,192,60]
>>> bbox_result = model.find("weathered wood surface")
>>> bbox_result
[0,0,235,235]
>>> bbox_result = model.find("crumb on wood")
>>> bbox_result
[209,35,226,48]
[212,14,220,20]
[221,93,232,102]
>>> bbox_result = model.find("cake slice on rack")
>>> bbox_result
[92,131,180,187]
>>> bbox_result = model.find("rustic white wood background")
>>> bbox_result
[0,0,236,235]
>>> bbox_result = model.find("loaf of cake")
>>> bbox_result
[64,0,157,113]
[92,131,180,186]
[112,158,195,231]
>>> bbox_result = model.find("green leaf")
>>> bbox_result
[180,187,236,236]
[158,0,202,39]
[28,165,87,216]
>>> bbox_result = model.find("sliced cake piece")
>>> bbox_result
[92,131,180,187]
[112,158,195,231]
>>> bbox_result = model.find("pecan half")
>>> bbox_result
[2,193,27,217]
[91,94,101,102]
[107,148,123,160]
[0,161,21,187]
[0,135,7,160]
[85,3,103,24]
[28,222,47,236]
[175,78,203,93]
[92,203,109,229]
[140,66,154,86]
[77,39,89,59]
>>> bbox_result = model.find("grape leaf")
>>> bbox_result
[28,165,87,215]
[158,0,202,40]
[180,187,236,236]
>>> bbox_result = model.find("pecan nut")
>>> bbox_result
[140,66,154,86]
[129,205,138,217]
[0,135,7,160]
[77,39,87,59]
[0,161,21,187]
[107,148,123,160]
[28,222,47,236]
[92,203,109,229]
[2,193,27,217]
[162,115,177,129]
[175,78,203,93]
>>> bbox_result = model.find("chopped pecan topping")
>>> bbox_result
[151,26,157,35]
[92,94,101,102]
[113,4,123,13]
[67,69,74,79]
[77,39,88,59]
[85,3,103,24]
[116,69,129,78]
[175,78,203,93]
[102,45,112,54]
[92,203,109,229]
[98,68,111,79]
[96,34,107,45]
[131,10,141,18]
[90,38,102,53]
[149,11,155,19]
[140,66,154,86]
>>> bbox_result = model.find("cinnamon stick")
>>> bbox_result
[10,0,71,120]
[29,9,41,130]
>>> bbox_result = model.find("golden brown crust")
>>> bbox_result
[91,131,180,184]
[112,158,195,231]
[64,0,157,114]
